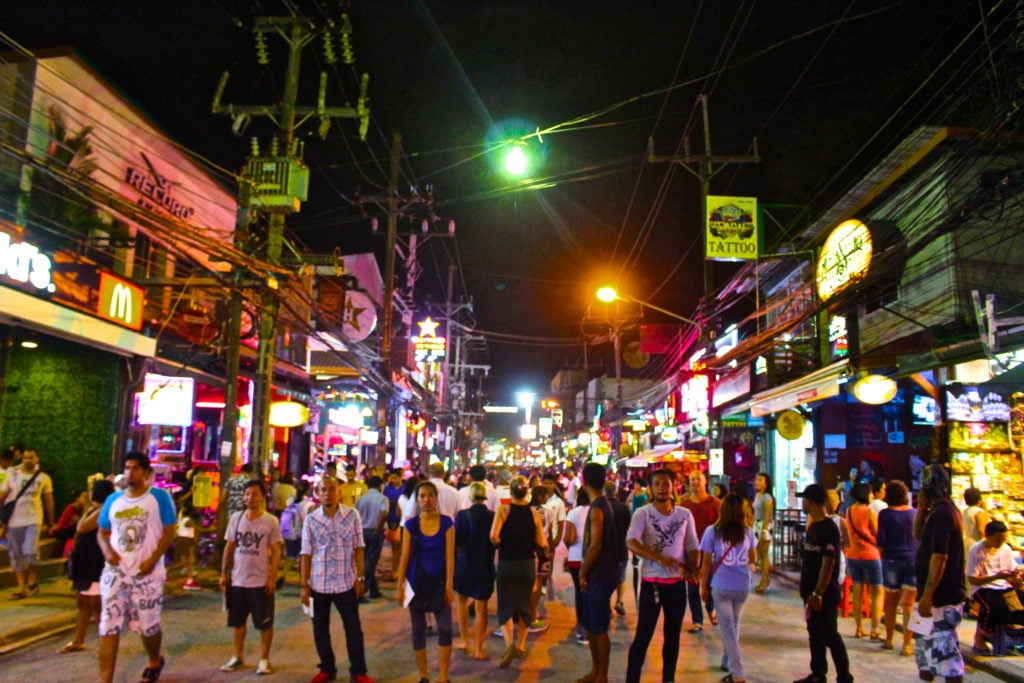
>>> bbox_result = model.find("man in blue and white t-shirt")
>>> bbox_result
[624,468,699,683]
[97,452,177,683]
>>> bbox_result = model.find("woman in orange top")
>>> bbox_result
[845,483,883,639]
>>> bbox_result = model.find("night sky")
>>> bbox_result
[0,0,1006,408]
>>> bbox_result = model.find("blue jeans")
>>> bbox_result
[311,588,368,676]
[362,529,384,597]
[626,580,686,683]
[581,577,617,635]
[713,588,749,679]
[684,579,712,625]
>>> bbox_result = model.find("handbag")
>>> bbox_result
[0,470,41,526]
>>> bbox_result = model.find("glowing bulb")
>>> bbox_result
[504,146,528,176]
[596,286,619,303]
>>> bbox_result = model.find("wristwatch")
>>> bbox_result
[355,577,366,582]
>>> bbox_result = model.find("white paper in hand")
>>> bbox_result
[302,600,314,618]
[908,607,934,636]
[403,579,416,608]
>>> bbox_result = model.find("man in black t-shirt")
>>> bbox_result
[913,464,966,683]
[794,484,852,683]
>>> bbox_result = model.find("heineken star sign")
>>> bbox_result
[706,196,758,261]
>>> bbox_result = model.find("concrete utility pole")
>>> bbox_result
[213,15,368,476]
[648,94,760,330]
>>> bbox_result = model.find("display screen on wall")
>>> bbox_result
[136,374,194,427]
[945,385,1011,423]
[912,394,938,426]
[948,421,1012,451]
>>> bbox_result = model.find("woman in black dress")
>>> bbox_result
[489,476,547,668]
[59,479,115,654]
[454,482,496,659]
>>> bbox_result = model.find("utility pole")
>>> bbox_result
[213,14,369,475]
[376,132,402,468]
[648,94,760,329]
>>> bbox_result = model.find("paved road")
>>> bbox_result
[0,560,1010,682]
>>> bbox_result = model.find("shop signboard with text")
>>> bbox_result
[706,196,758,261]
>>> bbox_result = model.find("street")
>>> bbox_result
[0,556,1010,683]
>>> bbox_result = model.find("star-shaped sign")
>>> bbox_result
[417,317,440,338]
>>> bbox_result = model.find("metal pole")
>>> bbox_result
[376,132,402,468]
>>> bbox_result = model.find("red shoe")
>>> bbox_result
[350,675,375,683]
[310,672,336,683]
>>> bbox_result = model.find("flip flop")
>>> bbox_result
[139,655,165,683]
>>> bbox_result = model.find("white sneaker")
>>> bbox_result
[220,656,243,672]
[256,659,272,675]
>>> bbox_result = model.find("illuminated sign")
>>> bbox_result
[816,219,873,301]
[552,408,564,428]
[136,374,194,427]
[829,315,849,360]
[0,232,55,293]
[852,374,898,405]
[98,272,144,330]
[538,417,553,437]
[411,317,447,393]
[269,401,310,428]
[680,374,710,420]
[706,196,758,261]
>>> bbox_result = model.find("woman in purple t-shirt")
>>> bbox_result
[700,494,758,683]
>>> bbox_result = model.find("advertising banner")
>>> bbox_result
[706,196,758,261]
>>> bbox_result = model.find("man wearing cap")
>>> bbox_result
[967,519,1024,653]
[793,483,852,683]
[913,464,966,683]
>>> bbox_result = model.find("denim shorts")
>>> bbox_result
[581,577,617,635]
[882,559,916,591]
[846,558,883,586]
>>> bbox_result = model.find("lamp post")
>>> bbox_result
[596,286,703,329]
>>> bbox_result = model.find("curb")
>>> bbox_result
[0,612,76,655]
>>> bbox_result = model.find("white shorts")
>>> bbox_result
[98,565,165,637]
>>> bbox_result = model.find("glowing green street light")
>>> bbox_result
[504,145,529,176]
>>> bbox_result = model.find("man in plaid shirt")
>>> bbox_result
[300,477,374,683]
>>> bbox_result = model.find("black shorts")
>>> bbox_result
[227,586,275,630]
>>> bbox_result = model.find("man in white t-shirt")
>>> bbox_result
[0,447,54,598]
[219,480,283,675]
[967,520,1024,652]
[97,452,177,683]
[424,462,460,520]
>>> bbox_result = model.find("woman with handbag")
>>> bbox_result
[489,476,547,669]
[59,479,115,654]
[846,482,883,639]
[396,481,456,683]
[699,493,758,683]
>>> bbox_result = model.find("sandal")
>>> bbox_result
[687,624,703,633]
[26,583,39,596]
[139,655,165,683]
[722,676,746,683]
[709,610,719,626]
[10,591,27,600]
[870,630,883,641]
[58,642,86,654]
[902,644,915,656]
[854,628,867,638]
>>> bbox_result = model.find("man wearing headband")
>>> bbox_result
[913,464,966,683]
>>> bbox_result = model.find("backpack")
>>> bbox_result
[280,503,302,541]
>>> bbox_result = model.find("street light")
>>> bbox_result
[516,391,535,427]
[595,286,702,328]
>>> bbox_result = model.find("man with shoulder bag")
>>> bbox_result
[0,448,54,599]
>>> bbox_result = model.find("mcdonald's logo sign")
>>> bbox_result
[98,272,144,330]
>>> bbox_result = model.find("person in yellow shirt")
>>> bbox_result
[340,466,368,508]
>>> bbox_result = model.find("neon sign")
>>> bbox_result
[0,232,55,293]
[411,317,447,392]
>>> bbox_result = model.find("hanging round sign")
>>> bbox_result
[342,291,378,343]
[776,409,805,441]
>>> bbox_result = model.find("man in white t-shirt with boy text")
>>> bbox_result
[220,479,283,675]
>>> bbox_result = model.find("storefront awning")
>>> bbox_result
[0,285,156,357]
[749,359,850,417]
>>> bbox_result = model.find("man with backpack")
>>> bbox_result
[354,476,389,601]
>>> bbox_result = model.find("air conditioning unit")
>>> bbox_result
[243,156,310,213]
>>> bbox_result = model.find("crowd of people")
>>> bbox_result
[3,442,1023,683]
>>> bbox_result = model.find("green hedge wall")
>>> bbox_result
[1,336,119,510]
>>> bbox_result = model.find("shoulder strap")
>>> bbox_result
[710,540,736,575]
[846,507,875,545]
[12,470,41,504]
